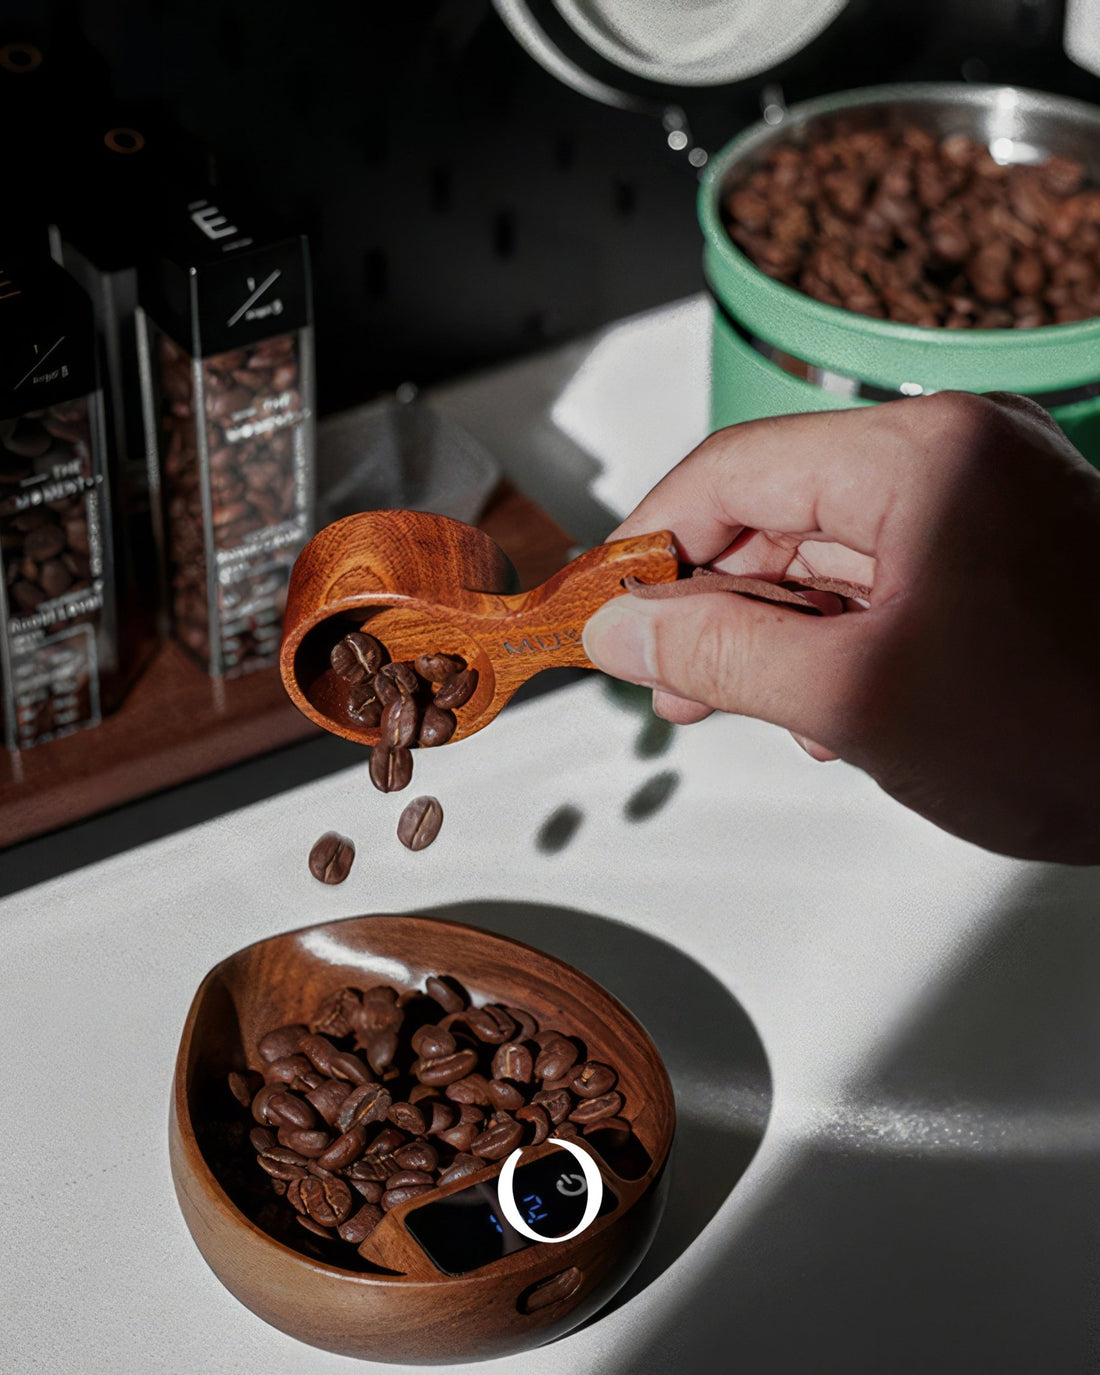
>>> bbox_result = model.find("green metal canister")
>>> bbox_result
[699,83,1100,462]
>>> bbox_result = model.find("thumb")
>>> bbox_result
[582,590,855,741]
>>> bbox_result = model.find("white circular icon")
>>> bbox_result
[496,1137,603,1243]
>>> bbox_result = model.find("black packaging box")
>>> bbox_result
[139,191,315,678]
[0,254,114,749]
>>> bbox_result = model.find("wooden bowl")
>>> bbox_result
[169,914,676,1364]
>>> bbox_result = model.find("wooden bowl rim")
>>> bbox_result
[172,911,676,1288]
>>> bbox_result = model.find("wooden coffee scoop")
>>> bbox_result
[280,509,679,746]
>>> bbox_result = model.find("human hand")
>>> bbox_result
[582,392,1100,863]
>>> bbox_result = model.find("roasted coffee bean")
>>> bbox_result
[571,1062,617,1098]
[382,1183,433,1211]
[411,1024,456,1059]
[418,704,456,748]
[516,1103,551,1145]
[381,694,420,749]
[346,1151,392,1181]
[327,1051,373,1086]
[487,1079,526,1112]
[347,681,382,726]
[378,661,420,695]
[264,1054,317,1087]
[308,832,355,884]
[369,743,413,793]
[415,1049,477,1085]
[393,1140,438,1173]
[471,1114,524,1161]
[356,983,403,1031]
[277,1127,332,1158]
[531,1088,572,1125]
[312,986,363,1040]
[316,1127,368,1171]
[348,1176,384,1204]
[299,1034,340,1076]
[535,1037,579,1082]
[465,1005,515,1044]
[569,1090,623,1124]
[492,1042,534,1083]
[330,631,384,683]
[388,1101,427,1135]
[251,1082,286,1125]
[306,1079,352,1126]
[336,1083,392,1133]
[414,652,464,682]
[504,1006,539,1040]
[437,1120,479,1152]
[364,1027,399,1075]
[425,975,467,1013]
[397,795,444,851]
[297,1215,335,1239]
[339,1203,384,1244]
[286,1178,310,1214]
[438,1153,483,1185]
[366,1126,407,1156]
[385,1169,434,1190]
[300,1173,353,1227]
[457,1103,485,1125]
[426,1100,457,1135]
[373,671,400,707]
[264,1090,318,1131]
[257,1146,310,1181]
[228,1069,262,1106]
[258,1024,308,1062]
[408,1082,437,1105]
[433,667,478,709]
[445,1073,493,1106]
[250,1126,277,1153]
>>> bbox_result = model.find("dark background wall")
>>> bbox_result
[7,0,1097,416]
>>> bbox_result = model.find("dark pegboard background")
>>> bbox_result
[16,0,1100,416]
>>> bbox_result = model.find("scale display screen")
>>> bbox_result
[404,1147,617,1276]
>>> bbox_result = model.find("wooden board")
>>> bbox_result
[0,481,577,848]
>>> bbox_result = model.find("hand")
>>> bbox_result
[582,392,1100,863]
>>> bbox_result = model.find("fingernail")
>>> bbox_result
[583,598,658,684]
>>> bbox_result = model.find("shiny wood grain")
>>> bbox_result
[280,510,679,747]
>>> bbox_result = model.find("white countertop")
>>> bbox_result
[3,299,1098,1374]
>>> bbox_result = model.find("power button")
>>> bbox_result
[518,1265,585,1315]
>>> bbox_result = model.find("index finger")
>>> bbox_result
[607,403,911,566]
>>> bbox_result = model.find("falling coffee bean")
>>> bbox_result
[397,796,443,851]
[370,743,413,793]
[308,832,355,884]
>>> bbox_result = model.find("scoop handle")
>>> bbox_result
[479,531,679,695]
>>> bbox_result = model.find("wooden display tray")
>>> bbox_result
[0,481,577,849]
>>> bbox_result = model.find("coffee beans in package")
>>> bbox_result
[139,193,315,677]
[0,255,115,750]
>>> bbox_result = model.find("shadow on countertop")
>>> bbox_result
[416,899,772,1315]
[607,863,1100,1375]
